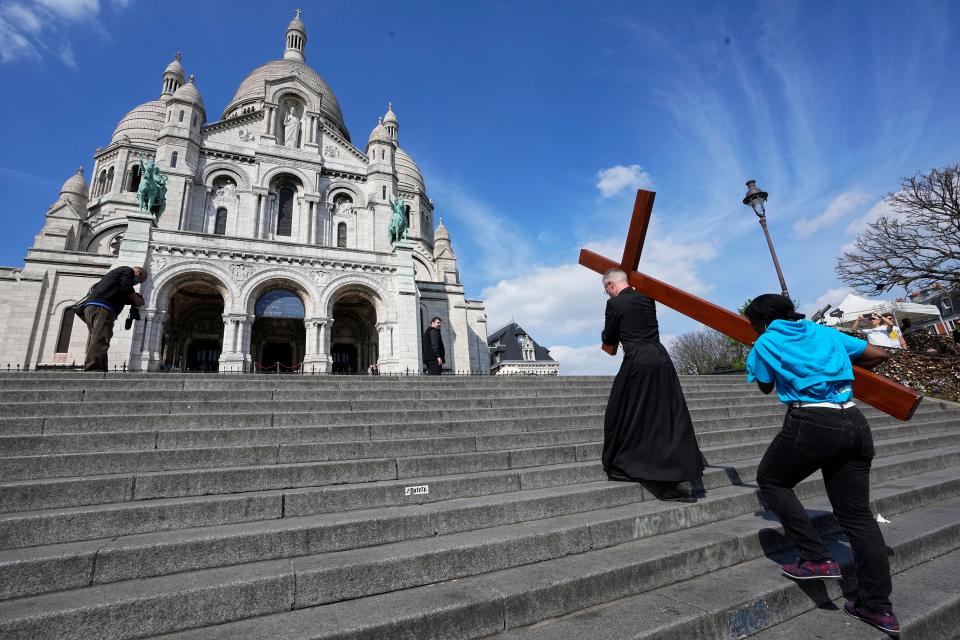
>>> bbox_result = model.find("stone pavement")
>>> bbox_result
[0,373,958,639]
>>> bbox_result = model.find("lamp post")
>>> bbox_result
[742,180,790,299]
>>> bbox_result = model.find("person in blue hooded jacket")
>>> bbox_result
[744,294,900,636]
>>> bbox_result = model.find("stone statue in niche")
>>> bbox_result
[283,105,301,147]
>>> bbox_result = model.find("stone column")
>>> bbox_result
[302,317,329,372]
[218,314,247,371]
[241,317,254,371]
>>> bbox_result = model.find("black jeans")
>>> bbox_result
[756,406,893,611]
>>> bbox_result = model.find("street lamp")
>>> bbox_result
[743,179,790,299]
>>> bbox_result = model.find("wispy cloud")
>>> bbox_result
[793,189,871,237]
[596,164,653,198]
[0,166,62,192]
[0,0,129,66]
[427,177,534,286]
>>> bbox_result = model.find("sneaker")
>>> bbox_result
[843,601,901,634]
[781,558,842,580]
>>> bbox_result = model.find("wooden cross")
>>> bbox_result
[579,189,922,421]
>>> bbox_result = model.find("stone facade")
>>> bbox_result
[0,12,489,374]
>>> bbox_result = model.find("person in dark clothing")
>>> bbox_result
[422,316,445,375]
[601,268,705,502]
[744,294,899,635]
[82,265,147,371]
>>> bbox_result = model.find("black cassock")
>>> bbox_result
[602,287,705,482]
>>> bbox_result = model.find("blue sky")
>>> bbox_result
[1,0,958,374]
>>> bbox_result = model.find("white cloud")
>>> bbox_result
[596,164,653,198]
[793,190,871,237]
[548,344,622,376]
[35,0,99,19]
[482,232,717,348]
[0,0,128,66]
[844,197,901,236]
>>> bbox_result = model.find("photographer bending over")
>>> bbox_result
[81,265,147,371]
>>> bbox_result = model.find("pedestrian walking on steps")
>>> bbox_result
[743,294,900,636]
[422,317,445,375]
[599,268,705,503]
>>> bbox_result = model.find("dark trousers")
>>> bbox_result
[425,361,442,375]
[82,306,115,371]
[756,406,893,611]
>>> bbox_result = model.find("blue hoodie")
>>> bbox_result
[746,319,868,405]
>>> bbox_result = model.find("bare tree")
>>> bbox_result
[668,329,735,374]
[836,164,960,293]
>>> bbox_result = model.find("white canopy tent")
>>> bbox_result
[824,293,943,329]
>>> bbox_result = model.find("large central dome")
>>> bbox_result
[222,60,350,141]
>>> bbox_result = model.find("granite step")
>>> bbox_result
[2,445,957,602]
[480,495,960,640]
[44,478,951,640]
[7,416,960,482]
[3,419,957,513]
[746,549,960,639]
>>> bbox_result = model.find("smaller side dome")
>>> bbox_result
[367,118,392,146]
[59,167,88,210]
[60,167,87,197]
[434,218,450,243]
[112,100,167,144]
[172,75,204,110]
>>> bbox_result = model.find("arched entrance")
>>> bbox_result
[160,280,225,371]
[331,291,378,374]
[251,288,306,372]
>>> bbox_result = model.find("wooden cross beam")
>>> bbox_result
[579,189,922,421]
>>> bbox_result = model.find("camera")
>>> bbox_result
[125,305,141,330]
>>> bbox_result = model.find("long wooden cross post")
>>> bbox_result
[579,189,922,421]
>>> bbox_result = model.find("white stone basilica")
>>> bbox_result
[0,11,489,374]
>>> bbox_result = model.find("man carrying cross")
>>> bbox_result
[601,267,704,502]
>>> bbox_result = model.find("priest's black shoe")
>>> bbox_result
[606,471,633,482]
[657,487,696,503]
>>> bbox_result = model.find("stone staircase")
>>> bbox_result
[0,373,958,640]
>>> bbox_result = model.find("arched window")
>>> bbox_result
[55,310,75,353]
[255,289,305,318]
[337,222,347,248]
[105,167,114,193]
[109,234,123,256]
[128,164,142,192]
[192,114,197,127]
[167,110,171,122]
[381,186,386,200]
[170,151,178,168]
[95,170,106,196]
[214,207,228,235]
[179,110,185,123]
[276,186,294,237]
